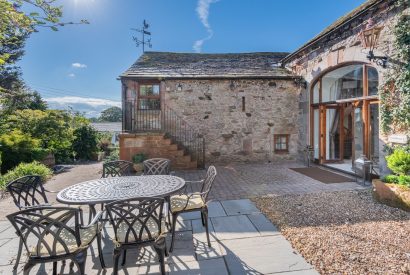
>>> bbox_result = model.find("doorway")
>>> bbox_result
[310,64,379,173]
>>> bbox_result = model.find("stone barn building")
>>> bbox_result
[119,52,302,168]
[119,0,408,175]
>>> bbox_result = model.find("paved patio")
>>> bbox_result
[0,161,367,274]
[0,199,318,274]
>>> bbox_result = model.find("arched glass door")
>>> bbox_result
[310,64,379,171]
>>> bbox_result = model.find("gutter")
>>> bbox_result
[281,0,384,65]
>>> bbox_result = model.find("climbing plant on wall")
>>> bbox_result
[380,3,410,134]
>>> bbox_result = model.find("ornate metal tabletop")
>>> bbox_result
[56,175,185,205]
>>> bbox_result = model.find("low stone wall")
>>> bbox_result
[119,133,197,169]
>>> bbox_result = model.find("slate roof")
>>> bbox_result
[121,52,294,79]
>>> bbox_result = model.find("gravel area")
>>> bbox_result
[254,190,410,275]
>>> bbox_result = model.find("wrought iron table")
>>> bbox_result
[57,175,186,221]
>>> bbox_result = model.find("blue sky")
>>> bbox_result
[19,0,365,117]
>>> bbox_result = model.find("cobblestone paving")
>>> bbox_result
[175,161,366,200]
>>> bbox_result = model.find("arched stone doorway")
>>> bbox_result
[310,63,379,173]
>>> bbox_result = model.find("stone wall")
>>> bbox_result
[161,79,301,163]
[283,0,407,175]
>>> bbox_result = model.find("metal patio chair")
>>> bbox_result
[6,175,85,269]
[142,158,171,175]
[105,197,167,275]
[7,206,105,275]
[169,165,217,252]
[102,160,133,178]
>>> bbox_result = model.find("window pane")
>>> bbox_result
[140,84,160,96]
[368,67,379,95]
[321,65,363,102]
[313,82,320,103]
[138,99,160,110]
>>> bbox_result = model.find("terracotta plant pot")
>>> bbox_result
[372,179,410,212]
[133,163,144,173]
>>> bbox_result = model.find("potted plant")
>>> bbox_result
[132,153,147,173]
[373,147,410,211]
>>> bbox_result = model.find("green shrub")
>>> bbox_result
[383,174,410,187]
[386,148,410,175]
[104,148,119,163]
[72,125,98,160]
[132,153,147,164]
[0,130,48,173]
[0,161,52,189]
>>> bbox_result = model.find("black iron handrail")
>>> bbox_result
[123,100,205,168]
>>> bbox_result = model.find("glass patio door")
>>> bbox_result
[321,105,343,162]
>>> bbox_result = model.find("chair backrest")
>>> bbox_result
[143,158,171,175]
[7,207,81,258]
[6,175,48,210]
[200,166,217,202]
[105,197,165,244]
[102,160,133,178]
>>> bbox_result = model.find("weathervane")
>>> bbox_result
[131,20,152,52]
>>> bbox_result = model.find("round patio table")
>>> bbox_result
[56,175,185,221]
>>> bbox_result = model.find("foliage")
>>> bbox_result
[72,125,98,160]
[380,13,410,134]
[0,130,48,173]
[0,0,88,69]
[104,148,119,163]
[386,148,410,176]
[0,90,47,114]
[132,153,147,164]
[3,109,74,162]
[99,106,122,122]
[383,174,410,187]
[0,161,52,189]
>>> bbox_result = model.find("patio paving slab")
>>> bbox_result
[220,235,317,275]
[211,215,261,240]
[168,257,228,275]
[221,199,260,215]
[247,213,280,236]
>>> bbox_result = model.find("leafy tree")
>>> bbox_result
[0,90,47,113]
[72,125,98,160]
[3,109,75,162]
[99,106,122,122]
[0,129,48,173]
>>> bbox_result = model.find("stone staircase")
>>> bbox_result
[119,133,198,170]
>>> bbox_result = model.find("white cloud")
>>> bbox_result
[68,73,75,77]
[45,96,121,118]
[193,0,219,53]
[72,62,87,68]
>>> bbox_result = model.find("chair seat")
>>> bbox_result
[170,193,205,213]
[115,218,167,243]
[30,224,98,256]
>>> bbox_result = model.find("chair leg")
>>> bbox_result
[113,249,121,275]
[203,209,211,247]
[201,211,205,226]
[23,261,35,275]
[164,240,169,257]
[169,213,178,252]
[154,242,166,275]
[77,250,88,275]
[121,249,127,266]
[52,261,57,275]
[165,196,172,230]
[96,232,106,268]
[14,238,23,270]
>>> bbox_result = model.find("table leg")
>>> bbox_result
[88,204,97,224]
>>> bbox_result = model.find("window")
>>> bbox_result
[138,84,160,110]
[274,134,289,153]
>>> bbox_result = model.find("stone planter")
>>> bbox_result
[372,179,410,212]
[133,163,144,173]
